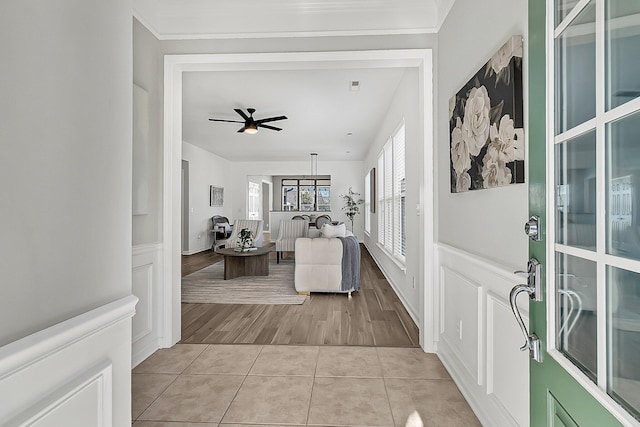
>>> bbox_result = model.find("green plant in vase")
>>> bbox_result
[340,187,364,232]
[236,228,254,252]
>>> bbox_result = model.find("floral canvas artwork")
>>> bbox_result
[449,35,525,193]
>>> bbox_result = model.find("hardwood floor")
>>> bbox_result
[180,245,419,347]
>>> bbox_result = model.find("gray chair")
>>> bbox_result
[315,214,332,230]
[291,215,305,220]
[275,219,309,263]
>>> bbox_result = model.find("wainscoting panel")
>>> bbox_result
[440,266,481,385]
[437,243,529,427]
[487,292,529,427]
[132,243,163,367]
[0,296,136,426]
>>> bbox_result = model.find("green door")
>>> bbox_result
[528,0,640,425]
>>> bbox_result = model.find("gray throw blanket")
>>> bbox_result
[338,236,361,292]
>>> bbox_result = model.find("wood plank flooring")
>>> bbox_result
[180,245,419,347]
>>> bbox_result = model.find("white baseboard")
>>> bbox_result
[363,242,420,328]
[181,247,210,256]
[438,338,520,427]
[132,336,162,369]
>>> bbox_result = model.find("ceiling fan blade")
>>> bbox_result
[209,118,245,123]
[234,108,250,121]
[257,123,282,131]
[254,115,288,124]
[237,126,246,133]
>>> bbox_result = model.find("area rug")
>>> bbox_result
[181,260,307,305]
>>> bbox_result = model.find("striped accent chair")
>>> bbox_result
[223,219,264,249]
[275,219,309,263]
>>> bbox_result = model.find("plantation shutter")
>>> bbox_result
[384,141,393,252]
[364,172,371,234]
[377,153,385,245]
[392,125,406,259]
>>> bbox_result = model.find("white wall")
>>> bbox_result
[437,0,529,270]
[0,0,133,346]
[182,141,234,253]
[229,160,365,241]
[133,18,163,246]
[0,0,134,424]
[436,0,529,425]
[362,68,422,323]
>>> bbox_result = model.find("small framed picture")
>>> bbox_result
[210,186,224,207]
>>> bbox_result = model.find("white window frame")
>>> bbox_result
[376,121,406,265]
[546,1,640,424]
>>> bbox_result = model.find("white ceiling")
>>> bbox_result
[133,0,455,39]
[182,68,408,162]
[137,0,449,163]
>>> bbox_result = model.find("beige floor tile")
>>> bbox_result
[377,348,451,379]
[184,344,262,375]
[221,375,313,425]
[307,377,394,426]
[132,373,177,420]
[385,378,481,427]
[133,344,208,374]
[220,425,303,427]
[316,346,382,378]
[134,422,218,427]
[249,345,318,376]
[139,374,244,423]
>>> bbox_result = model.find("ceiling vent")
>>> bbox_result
[349,80,360,91]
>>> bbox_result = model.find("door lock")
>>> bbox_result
[524,215,540,241]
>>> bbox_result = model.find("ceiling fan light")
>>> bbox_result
[244,123,258,134]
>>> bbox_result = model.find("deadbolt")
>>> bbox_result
[524,215,540,241]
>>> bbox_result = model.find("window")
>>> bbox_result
[248,182,260,219]
[364,172,371,234]
[281,177,331,211]
[377,122,406,263]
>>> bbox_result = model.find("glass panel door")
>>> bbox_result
[550,0,640,422]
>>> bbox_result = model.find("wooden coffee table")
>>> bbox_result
[217,246,272,280]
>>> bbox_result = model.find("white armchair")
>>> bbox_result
[275,219,309,263]
[222,219,264,249]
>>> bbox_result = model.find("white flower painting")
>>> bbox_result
[449,35,525,193]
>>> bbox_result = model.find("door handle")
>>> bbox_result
[510,258,543,363]
[510,284,542,362]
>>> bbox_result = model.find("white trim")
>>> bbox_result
[0,295,137,381]
[437,243,522,282]
[553,117,596,144]
[375,242,407,272]
[132,24,436,41]
[164,49,435,352]
[181,247,211,256]
[554,0,591,38]
[132,242,163,257]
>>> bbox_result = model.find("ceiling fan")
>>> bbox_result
[208,108,288,134]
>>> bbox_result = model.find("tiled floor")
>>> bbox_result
[132,344,481,427]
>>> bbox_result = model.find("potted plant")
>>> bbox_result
[340,187,364,232]
[236,228,254,252]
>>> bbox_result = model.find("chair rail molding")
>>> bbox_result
[0,295,137,425]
